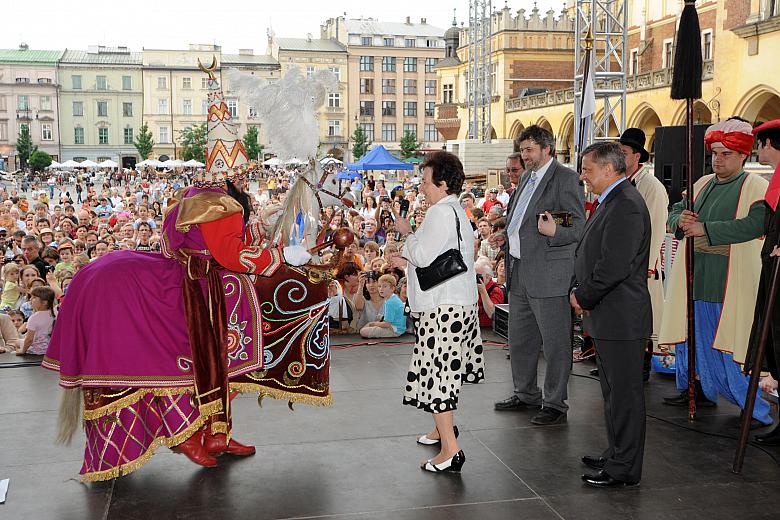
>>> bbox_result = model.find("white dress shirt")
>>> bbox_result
[508,157,553,259]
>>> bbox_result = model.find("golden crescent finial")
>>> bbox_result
[198,55,218,80]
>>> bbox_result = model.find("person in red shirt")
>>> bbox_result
[482,188,504,215]
[475,260,505,327]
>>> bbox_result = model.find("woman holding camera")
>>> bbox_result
[394,152,484,474]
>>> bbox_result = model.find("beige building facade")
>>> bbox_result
[322,16,446,161]
[0,47,63,169]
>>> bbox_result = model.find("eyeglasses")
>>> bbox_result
[506,168,522,173]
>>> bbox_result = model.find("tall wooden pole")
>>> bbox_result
[685,99,696,420]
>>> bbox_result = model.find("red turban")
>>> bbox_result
[704,131,755,156]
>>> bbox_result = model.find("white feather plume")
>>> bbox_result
[225,66,337,160]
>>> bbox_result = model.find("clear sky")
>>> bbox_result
[3,0,566,54]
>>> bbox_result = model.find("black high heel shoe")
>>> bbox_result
[421,450,465,473]
[417,425,460,445]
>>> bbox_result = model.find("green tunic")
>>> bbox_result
[668,171,765,302]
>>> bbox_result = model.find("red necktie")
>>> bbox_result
[588,199,600,220]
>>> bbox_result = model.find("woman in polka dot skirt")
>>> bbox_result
[393,151,485,474]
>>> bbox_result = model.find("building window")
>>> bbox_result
[360,123,374,141]
[18,95,29,110]
[0,122,6,141]
[40,96,52,111]
[360,101,374,117]
[405,38,416,48]
[360,78,374,94]
[74,127,84,144]
[201,99,209,114]
[426,39,438,48]
[158,99,168,115]
[183,99,192,115]
[158,76,167,90]
[424,124,439,141]
[381,79,396,94]
[19,124,29,136]
[403,79,417,95]
[383,37,394,47]
[182,77,192,89]
[248,106,258,118]
[98,127,109,145]
[359,56,374,72]
[41,123,53,141]
[403,57,417,72]
[122,75,132,90]
[15,77,30,84]
[73,101,83,116]
[327,120,341,137]
[403,123,417,137]
[403,101,417,117]
[0,96,5,111]
[306,66,315,78]
[159,126,169,144]
[227,100,238,117]
[443,84,454,104]
[663,39,674,69]
[120,102,132,117]
[361,36,372,46]
[629,48,639,75]
[328,67,341,81]
[382,56,396,72]
[96,75,107,90]
[328,93,340,108]
[72,75,82,89]
[425,58,439,73]
[201,77,209,89]
[425,101,435,117]
[124,127,133,145]
[381,123,396,141]
[381,101,396,117]
[702,30,713,61]
[425,80,437,95]
[97,101,108,117]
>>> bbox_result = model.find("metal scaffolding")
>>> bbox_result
[468,0,493,143]
[573,0,627,156]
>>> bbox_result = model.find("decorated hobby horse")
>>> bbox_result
[43,61,353,481]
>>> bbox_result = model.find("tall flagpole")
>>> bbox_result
[576,29,595,174]
[670,1,703,421]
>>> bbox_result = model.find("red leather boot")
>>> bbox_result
[204,425,256,456]
[171,428,218,467]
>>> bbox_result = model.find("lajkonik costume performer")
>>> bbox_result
[43,65,331,481]
[659,118,771,424]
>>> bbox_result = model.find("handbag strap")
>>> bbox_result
[451,206,462,251]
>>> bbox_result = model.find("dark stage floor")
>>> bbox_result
[1,330,779,520]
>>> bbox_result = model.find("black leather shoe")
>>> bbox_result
[581,455,606,470]
[494,395,541,411]
[531,407,567,425]
[582,470,639,488]
[754,426,780,445]
[589,368,599,377]
[662,390,717,407]
[421,450,465,473]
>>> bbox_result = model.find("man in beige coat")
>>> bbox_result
[619,128,668,381]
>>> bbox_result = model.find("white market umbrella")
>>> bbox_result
[138,159,162,168]
[60,159,80,169]
[47,160,62,169]
[263,158,282,166]
[320,157,342,166]
[183,159,205,167]
[97,159,119,168]
[79,159,98,168]
[161,159,184,168]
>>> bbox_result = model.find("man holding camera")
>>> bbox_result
[490,125,585,425]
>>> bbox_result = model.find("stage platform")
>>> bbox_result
[1,330,779,519]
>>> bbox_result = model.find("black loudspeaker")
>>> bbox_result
[653,124,711,205]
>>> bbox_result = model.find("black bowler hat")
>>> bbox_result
[619,128,650,163]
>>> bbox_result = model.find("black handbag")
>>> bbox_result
[415,206,468,291]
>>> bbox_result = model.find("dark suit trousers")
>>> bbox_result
[508,261,572,412]
[594,338,646,483]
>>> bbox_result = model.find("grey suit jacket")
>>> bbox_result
[504,159,585,298]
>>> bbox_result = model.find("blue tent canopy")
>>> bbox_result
[336,171,362,181]
[347,145,414,171]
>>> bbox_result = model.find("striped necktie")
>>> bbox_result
[507,172,537,237]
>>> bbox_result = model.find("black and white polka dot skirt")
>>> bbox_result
[403,304,485,413]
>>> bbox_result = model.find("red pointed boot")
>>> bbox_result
[204,426,256,456]
[171,429,218,467]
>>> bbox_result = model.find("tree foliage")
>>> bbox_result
[400,131,422,160]
[179,123,208,163]
[351,125,370,161]
[243,125,264,162]
[28,150,52,172]
[134,123,154,160]
[16,125,34,168]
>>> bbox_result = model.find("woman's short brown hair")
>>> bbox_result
[419,151,465,195]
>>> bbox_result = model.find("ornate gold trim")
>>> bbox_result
[83,387,194,421]
[229,382,333,407]
[176,191,243,232]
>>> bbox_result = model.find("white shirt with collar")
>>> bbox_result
[508,157,554,259]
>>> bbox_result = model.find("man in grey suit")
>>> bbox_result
[491,125,586,425]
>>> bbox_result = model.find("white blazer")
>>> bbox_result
[403,195,478,313]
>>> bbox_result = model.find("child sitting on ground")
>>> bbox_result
[16,286,56,356]
[360,274,406,339]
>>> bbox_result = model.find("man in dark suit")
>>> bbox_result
[491,125,585,425]
[571,141,651,488]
